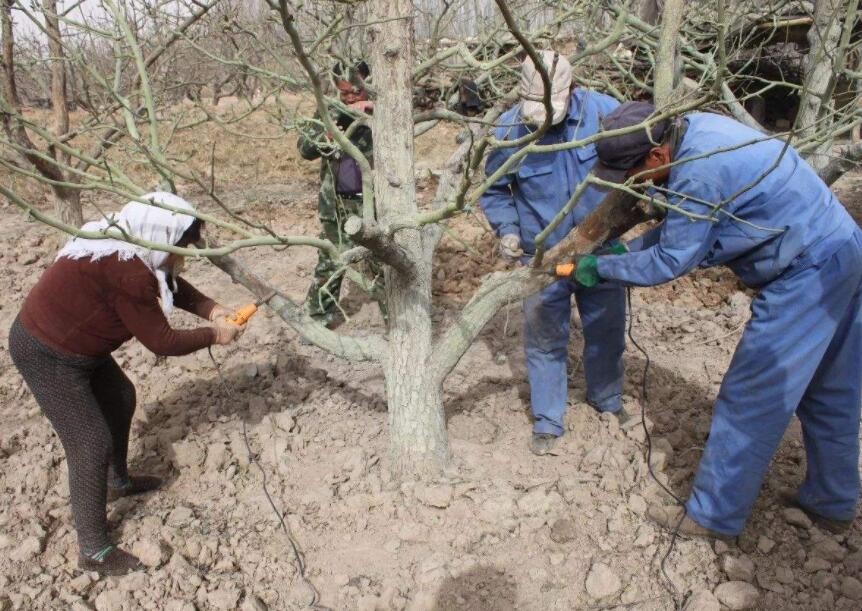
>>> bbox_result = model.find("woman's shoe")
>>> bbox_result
[78,546,142,576]
[107,475,163,502]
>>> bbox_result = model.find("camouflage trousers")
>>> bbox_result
[305,197,387,323]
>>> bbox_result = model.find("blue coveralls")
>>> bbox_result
[481,89,625,436]
[597,113,862,534]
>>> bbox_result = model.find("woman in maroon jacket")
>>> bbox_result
[9,193,240,575]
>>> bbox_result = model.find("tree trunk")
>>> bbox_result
[43,0,83,227]
[66,63,79,110]
[794,0,855,171]
[653,0,684,107]
[52,190,83,228]
[637,0,662,25]
[44,0,68,154]
[369,0,449,476]
[384,261,448,476]
[1,0,18,105]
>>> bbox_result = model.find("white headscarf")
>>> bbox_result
[57,192,197,316]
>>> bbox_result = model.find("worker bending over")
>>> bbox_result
[577,102,861,538]
[9,193,241,574]
[481,51,627,456]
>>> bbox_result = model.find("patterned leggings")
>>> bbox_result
[9,317,136,556]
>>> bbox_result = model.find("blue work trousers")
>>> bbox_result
[687,230,862,535]
[524,279,626,436]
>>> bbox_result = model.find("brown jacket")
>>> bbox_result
[19,254,216,357]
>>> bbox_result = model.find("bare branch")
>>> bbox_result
[203,244,388,363]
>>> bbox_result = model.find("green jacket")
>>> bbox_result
[296,111,374,221]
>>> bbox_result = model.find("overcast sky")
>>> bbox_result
[12,0,106,37]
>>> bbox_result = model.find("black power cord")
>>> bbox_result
[626,288,687,609]
[208,347,328,610]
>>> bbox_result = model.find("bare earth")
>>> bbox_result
[1,141,861,610]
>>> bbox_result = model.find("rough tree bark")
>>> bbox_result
[652,0,684,107]
[1,0,15,104]
[43,0,83,228]
[637,0,662,26]
[368,0,449,476]
[795,0,858,171]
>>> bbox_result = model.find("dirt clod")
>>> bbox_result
[757,535,776,554]
[208,585,242,610]
[714,581,760,610]
[9,536,42,562]
[549,518,577,544]
[783,507,813,529]
[132,539,167,568]
[94,589,126,611]
[241,594,269,611]
[585,562,621,600]
[809,538,848,563]
[683,589,721,611]
[841,576,862,601]
[722,554,755,583]
[415,484,454,508]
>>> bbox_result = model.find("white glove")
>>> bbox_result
[208,304,231,322]
[212,318,241,345]
[499,233,524,261]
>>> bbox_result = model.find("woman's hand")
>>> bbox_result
[208,304,232,322]
[212,318,241,345]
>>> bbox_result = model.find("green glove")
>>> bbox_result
[574,254,599,287]
[607,242,628,255]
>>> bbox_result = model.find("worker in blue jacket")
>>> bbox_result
[578,101,861,537]
[480,50,626,456]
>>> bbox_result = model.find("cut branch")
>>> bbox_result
[344,216,415,276]
[543,189,654,267]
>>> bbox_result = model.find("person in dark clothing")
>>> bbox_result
[457,78,485,116]
[9,192,240,575]
[296,60,386,327]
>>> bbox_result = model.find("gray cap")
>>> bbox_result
[519,50,573,126]
[593,101,669,183]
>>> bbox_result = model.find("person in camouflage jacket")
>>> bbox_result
[297,61,386,326]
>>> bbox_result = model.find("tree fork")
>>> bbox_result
[344,215,415,276]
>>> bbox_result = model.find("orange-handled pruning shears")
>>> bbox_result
[224,291,277,327]
[554,262,576,278]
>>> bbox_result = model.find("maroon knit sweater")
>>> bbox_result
[19,253,216,357]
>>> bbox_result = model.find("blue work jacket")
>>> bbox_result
[599,113,856,289]
[481,89,620,255]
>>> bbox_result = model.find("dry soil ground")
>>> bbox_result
[0,121,861,611]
